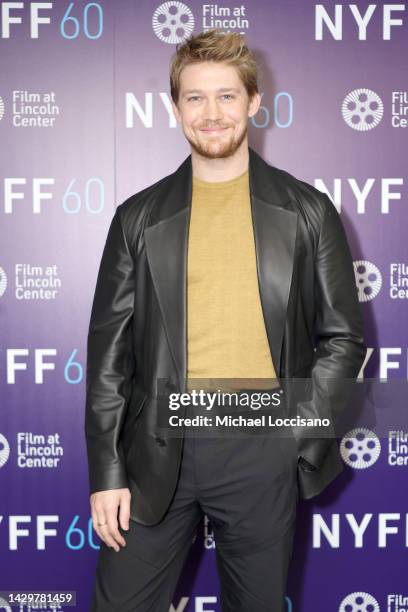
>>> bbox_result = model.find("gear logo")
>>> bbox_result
[342,88,383,131]
[152,2,194,44]
[0,267,8,297]
[354,260,382,302]
[0,596,11,611]
[0,434,10,468]
[339,591,380,611]
[340,428,381,469]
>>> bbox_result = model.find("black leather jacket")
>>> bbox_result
[84,146,366,525]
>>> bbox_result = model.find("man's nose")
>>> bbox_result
[202,98,223,122]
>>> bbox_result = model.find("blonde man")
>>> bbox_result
[85,28,365,611]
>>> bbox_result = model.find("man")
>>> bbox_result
[85,28,366,611]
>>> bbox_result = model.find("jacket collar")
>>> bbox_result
[147,146,293,226]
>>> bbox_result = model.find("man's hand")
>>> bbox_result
[90,488,131,552]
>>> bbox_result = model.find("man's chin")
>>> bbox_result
[186,126,248,160]
[190,139,240,160]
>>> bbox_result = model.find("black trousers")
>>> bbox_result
[90,424,299,611]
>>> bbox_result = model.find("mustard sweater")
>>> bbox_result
[186,168,278,390]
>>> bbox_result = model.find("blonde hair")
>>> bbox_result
[170,28,259,105]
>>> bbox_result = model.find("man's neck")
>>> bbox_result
[191,143,249,183]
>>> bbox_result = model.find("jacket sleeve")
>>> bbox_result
[295,194,367,471]
[84,205,136,494]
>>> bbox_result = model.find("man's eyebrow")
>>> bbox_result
[182,87,241,95]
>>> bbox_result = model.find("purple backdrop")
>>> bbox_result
[1,1,407,611]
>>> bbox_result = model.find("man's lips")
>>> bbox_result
[200,127,229,133]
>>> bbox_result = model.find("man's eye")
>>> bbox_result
[187,95,234,102]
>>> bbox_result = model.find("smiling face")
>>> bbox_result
[172,61,261,159]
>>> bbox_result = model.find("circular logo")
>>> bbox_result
[0,434,10,468]
[354,260,382,302]
[0,96,5,121]
[340,428,381,469]
[339,591,380,612]
[152,2,194,44]
[0,267,8,297]
[342,88,383,131]
[0,596,12,612]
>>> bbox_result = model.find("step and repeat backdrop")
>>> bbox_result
[1,1,407,611]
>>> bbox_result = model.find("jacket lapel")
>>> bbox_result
[144,147,298,389]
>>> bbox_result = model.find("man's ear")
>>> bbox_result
[247,92,261,118]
